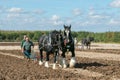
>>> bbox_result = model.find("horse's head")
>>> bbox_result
[63,25,72,44]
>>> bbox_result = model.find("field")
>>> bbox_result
[0,42,120,80]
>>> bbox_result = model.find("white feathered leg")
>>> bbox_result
[53,63,57,69]
[62,58,67,68]
[39,61,43,65]
[69,57,76,68]
[45,61,49,68]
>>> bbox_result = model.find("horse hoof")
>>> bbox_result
[53,64,57,69]
[45,65,49,68]
[45,61,49,68]
[39,61,43,65]
[69,63,75,68]
[69,57,76,68]
[58,64,62,68]
[61,58,67,68]
[63,64,67,68]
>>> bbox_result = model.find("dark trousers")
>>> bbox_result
[24,50,31,59]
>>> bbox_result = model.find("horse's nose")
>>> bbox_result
[66,39,69,43]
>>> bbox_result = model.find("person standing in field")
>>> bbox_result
[21,35,27,48]
[21,35,27,57]
[74,37,77,45]
[22,37,34,60]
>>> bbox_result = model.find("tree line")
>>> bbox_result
[0,30,120,43]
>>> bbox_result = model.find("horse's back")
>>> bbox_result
[38,35,48,49]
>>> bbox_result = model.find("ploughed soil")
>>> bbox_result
[0,43,120,80]
[0,50,120,80]
[78,49,120,54]
[0,54,90,80]
[0,50,97,80]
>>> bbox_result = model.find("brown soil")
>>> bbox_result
[0,43,120,80]
[0,50,120,80]
[0,42,21,46]
[77,49,120,54]
[0,53,95,80]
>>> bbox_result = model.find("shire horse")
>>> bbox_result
[61,25,76,68]
[81,37,94,49]
[38,30,62,69]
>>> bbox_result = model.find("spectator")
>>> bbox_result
[74,37,78,49]
[74,37,77,45]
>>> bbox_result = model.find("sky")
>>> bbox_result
[0,0,120,32]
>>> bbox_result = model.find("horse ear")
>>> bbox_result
[69,25,71,29]
[59,30,62,33]
[64,25,67,28]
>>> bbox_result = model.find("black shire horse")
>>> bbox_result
[81,37,94,49]
[61,25,76,68]
[38,30,62,69]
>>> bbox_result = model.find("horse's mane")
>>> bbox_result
[50,30,59,39]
